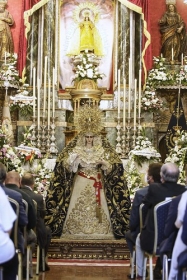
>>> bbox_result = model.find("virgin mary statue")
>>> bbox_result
[66,10,104,56]
[45,105,131,239]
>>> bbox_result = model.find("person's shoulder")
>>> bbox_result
[3,186,22,200]
[19,189,33,203]
[31,191,43,201]
[148,182,162,189]
[136,186,149,195]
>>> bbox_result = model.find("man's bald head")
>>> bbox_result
[160,162,179,183]
[5,171,21,187]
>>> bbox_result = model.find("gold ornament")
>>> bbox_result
[74,105,103,135]
[166,0,176,5]
[73,2,100,24]
[0,0,7,4]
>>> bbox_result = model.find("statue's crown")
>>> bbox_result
[166,0,176,5]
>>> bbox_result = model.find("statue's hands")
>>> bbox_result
[97,158,108,167]
[177,26,183,33]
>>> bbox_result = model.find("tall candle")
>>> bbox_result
[5,51,6,64]
[33,67,36,118]
[138,69,142,118]
[134,79,137,129]
[181,53,184,66]
[37,78,40,128]
[52,68,55,118]
[43,56,48,116]
[48,78,51,128]
[123,78,126,129]
[128,57,131,118]
[172,48,174,61]
[117,69,120,117]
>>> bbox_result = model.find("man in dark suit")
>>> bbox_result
[21,172,51,272]
[0,163,19,280]
[135,163,186,280]
[125,163,162,278]
[5,171,37,278]
[2,180,28,253]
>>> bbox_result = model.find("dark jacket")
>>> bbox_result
[140,182,186,252]
[158,194,182,254]
[6,183,36,230]
[2,184,28,253]
[21,186,48,248]
[129,186,149,240]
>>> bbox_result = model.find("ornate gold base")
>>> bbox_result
[45,239,130,260]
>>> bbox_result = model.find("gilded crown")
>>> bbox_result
[166,0,176,5]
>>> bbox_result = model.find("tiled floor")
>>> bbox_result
[31,260,130,280]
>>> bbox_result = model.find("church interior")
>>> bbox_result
[1,0,187,279]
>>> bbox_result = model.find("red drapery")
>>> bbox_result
[122,0,152,82]
[17,0,40,77]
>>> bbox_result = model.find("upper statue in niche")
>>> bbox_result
[159,4,187,62]
[0,0,14,61]
[66,9,104,56]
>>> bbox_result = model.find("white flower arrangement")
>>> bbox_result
[141,88,163,112]
[0,53,20,88]
[125,160,144,199]
[18,126,53,197]
[125,128,161,197]
[129,132,161,166]
[73,51,105,83]
[165,130,187,184]
[0,127,23,173]
[16,126,42,163]
[34,161,53,199]
[141,55,187,113]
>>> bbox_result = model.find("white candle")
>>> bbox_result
[5,51,6,64]
[181,53,184,66]
[138,69,142,118]
[117,69,120,117]
[128,57,131,118]
[33,67,36,118]
[48,78,51,128]
[37,78,40,128]
[52,68,55,118]
[123,78,126,129]
[172,48,174,61]
[134,79,137,129]
[43,56,48,116]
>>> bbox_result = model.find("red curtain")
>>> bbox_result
[17,0,40,76]
[127,0,152,80]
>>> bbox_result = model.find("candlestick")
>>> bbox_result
[33,67,36,118]
[172,47,174,61]
[48,78,51,128]
[134,79,137,129]
[128,57,131,118]
[123,78,126,129]
[43,56,48,116]
[37,78,40,128]
[52,68,55,118]
[138,69,142,118]
[117,69,120,117]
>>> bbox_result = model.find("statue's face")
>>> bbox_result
[168,4,174,12]
[85,135,94,146]
[0,4,5,12]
